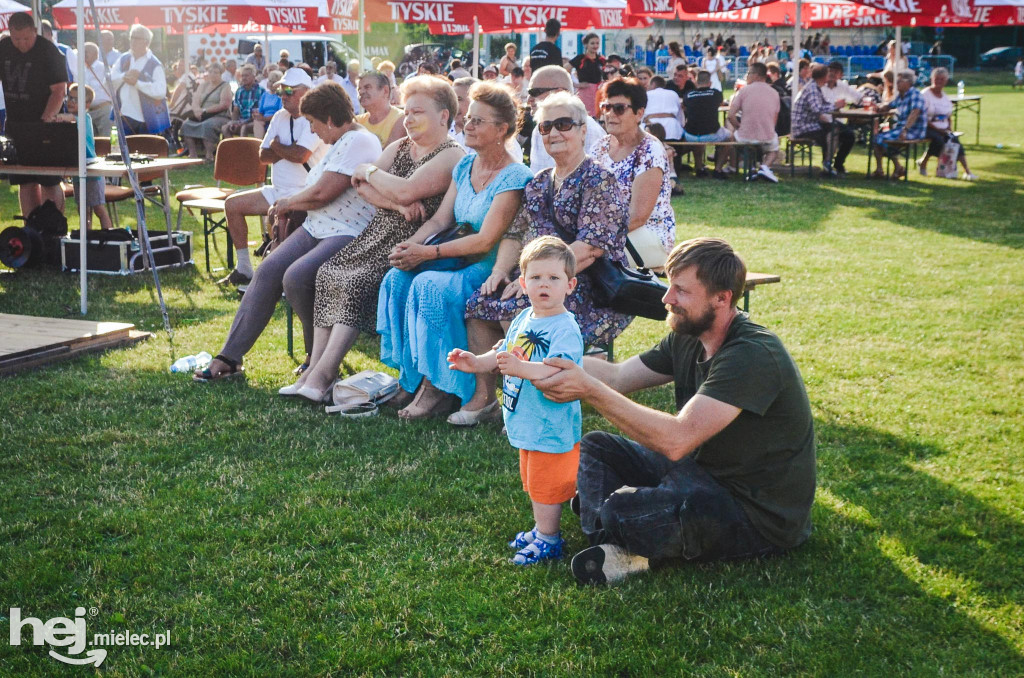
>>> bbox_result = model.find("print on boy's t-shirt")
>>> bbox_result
[501,327,551,412]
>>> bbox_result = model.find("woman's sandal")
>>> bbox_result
[398,381,458,421]
[193,354,244,382]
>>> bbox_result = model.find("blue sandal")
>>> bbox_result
[511,536,565,566]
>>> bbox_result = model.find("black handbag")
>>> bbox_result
[415,222,484,272]
[545,175,667,320]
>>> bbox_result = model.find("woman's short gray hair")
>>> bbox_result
[535,91,588,125]
[129,24,152,44]
[896,69,916,84]
[930,66,949,79]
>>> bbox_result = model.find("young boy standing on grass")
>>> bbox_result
[448,236,584,566]
[56,83,113,230]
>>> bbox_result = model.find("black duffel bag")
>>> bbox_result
[546,179,667,320]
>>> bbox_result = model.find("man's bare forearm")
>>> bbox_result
[584,381,692,460]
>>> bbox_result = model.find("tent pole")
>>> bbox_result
[895,25,902,70]
[792,0,801,136]
[77,0,88,313]
[473,16,480,78]
[358,0,365,65]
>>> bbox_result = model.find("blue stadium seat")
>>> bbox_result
[739,46,749,57]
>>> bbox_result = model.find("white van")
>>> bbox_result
[237,35,362,72]
[187,34,364,74]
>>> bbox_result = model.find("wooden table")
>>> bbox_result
[950,95,982,145]
[832,109,889,178]
[0,157,204,236]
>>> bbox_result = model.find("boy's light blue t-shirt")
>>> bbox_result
[500,308,584,454]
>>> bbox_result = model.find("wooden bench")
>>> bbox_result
[742,272,781,312]
[883,137,929,182]
[787,137,819,178]
[667,140,767,180]
[589,271,781,361]
[271,270,782,366]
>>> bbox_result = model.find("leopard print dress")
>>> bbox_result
[313,137,460,333]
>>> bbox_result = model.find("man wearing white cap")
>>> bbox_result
[217,68,327,285]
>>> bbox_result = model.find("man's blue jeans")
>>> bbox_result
[577,431,785,563]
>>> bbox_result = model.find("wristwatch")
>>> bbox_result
[365,165,379,181]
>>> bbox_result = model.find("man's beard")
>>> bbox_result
[667,303,715,337]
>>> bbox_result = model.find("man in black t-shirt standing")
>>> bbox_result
[528,19,562,72]
[535,238,816,585]
[682,70,733,178]
[0,12,70,215]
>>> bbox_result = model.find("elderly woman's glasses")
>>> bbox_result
[538,117,584,135]
[600,102,633,115]
[464,116,498,128]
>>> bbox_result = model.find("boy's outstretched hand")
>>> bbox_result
[448,348,479,373]
[495,350,526,378]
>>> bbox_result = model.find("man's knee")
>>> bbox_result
[225,191,269,220]
[581,431,623,463]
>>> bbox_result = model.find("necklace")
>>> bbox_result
[474,156,504,190]
[553,156,586,190]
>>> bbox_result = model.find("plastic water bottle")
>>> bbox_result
[170,351,212,373]
[957,80,965,98]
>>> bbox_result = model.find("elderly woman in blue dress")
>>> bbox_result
[455,92,633,426]
[376,82,534,420]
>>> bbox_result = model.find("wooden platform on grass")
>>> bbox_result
[0,313,151,375]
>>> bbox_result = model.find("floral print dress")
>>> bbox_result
[464,157,634,347]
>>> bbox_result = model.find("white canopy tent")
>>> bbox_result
[51,0,326,316]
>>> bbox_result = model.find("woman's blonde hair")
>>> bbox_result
[400,76,458,128]
[378,60,396,74]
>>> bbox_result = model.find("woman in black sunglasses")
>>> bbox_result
[461,91,633,421]
[593,78,676,271]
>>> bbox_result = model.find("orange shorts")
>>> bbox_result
[519,442,581,505]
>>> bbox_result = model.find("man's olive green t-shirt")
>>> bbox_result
[639,313,815,549]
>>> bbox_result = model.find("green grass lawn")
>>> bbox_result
[1,77,1023,676]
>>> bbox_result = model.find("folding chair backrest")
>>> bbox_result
[213,138,266,187]
[126,134,169,183]
[95,136,111,157]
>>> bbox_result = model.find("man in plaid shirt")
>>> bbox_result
[792,64,846,177]
[222,64,264,138]
[872,70,926,179]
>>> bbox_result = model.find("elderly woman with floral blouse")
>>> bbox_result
[593,77,675,270]
[453,91,632,426]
